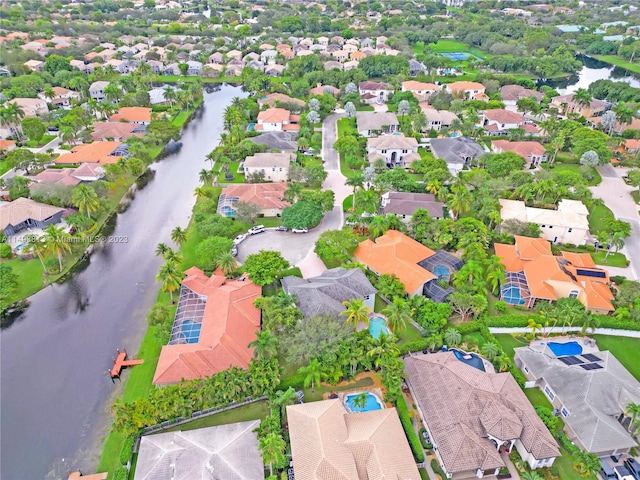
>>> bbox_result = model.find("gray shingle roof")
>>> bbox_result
[514,347,640,454]
[405,352,559,475]
[281,267,376,319]
[430,137,484,165]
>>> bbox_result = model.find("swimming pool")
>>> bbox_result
[369,317,389,339]
[345,392,383,413]
[452,348,486,372]
[180,319,202,344]
[502,286,525,305]
[547,341,583,357]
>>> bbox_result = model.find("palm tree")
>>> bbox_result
[573,88,593,114]
[194,186,209,199]
[216,251,237,276]
[0,103,26,139]
[248,330,278,360]
[484,255,506,295]
[155,242,170,257]
[340,298,372,329]
[24,234,48,270]
[259,432,286,478]
[298,358,323,392]
[356,189,379,214]
[170,226,187,246]
[271,386,298,419]
[382,297,412,333]
[443,328,462,346]
[198,168,213,186]
[163,86,177,107]
[104,83,122,104]
[448,187,472,220]
[44,224,72,273]
[626,402,640,433]
[426,178,442,195]
[71,184,101,219]
[527,318,543,339]
[345,173,364,210]
[43,87,56,103]
[520,471,543,480]
[494,353,511,372]
[156,260,182,303]
[580,312,598,336]
[351,392,368,411]
[163,249,183,264]
[367,333,400,368]
[284,182,303,203]
[480,342,500,361]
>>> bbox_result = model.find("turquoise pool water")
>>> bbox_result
[547,341,582,357]
[345,392,383,412]
[180,320,202,344]
[503,286,525,305]
[369,317,389,339]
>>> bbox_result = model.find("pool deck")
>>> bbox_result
[527,336,599,358]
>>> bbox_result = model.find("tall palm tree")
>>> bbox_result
[580,312,598,336]
[484,255,506,295]
[156,260,182,303]
[573,89,592,113]
[448,187,472,220]
[367,333,400,368]
[163,86,177,107]
[284,182,303,203]
[259,432,286,478]
[298,358,323,392]
[155,242,170,257]
[480,342,500,361]
[345,173,364,210]
[24,234,48,270]
[426,178,442,195]
[216,251,237,276]
[44,224,72,273]
[248,330,278,360]
[198,168,213,186]
[340,298,372,329]
[443,328,462,346]
[453,260,484,288]
[104,83,122,104]
[163,249,183,265]
[626,402,640,433]
[356,189,379,214]
[72,184,101,219]
[170,226,187,246]
[193,186,209,199]
[382,297,412,333]
[0,103,26,139]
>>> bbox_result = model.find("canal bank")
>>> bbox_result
[0,85,245,480]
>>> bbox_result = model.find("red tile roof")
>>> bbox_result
[153,268,262,385]
[110,107,152,123]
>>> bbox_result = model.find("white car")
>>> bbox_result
[248,225,265,235]
[233,234,247,245]
[292,227,308,233]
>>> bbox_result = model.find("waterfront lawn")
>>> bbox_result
[590,55,640,75]
[163,400,269,433]
[592,335,640,381]
[1,257,45,303]
[587,203,615,234]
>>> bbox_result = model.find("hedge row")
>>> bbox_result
[431,459,447,479]
[395,395,425,463]
[119,436,134,465]
[484,314,640,331]
[113,467,128,480]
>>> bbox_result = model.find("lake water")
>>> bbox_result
[0,84,245,480]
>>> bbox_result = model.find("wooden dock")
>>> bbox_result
[109,349,144,380]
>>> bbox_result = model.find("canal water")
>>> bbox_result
[0,84,245,480]
[541,54,640,94]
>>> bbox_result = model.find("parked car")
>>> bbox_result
[233,234,247,245]
[624,458,640,480]
[231,246,238,257]
[615,466,635,480]
[292,227,308,233]
[275,226,288,232]
[248,225,265,235]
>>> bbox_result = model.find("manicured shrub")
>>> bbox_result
[0,243,12,259]
[398,339,429,356]
[456,321,481,334]
[395,395,425,463]
[431,459,447,478]
[120,436,135,465]
[494,300,507,312]
[113,467,128,480]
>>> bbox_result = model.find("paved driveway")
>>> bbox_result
[590,165,640,280]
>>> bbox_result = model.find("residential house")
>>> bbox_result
[367,135,420,168]
[162,63,180,76]
[499,199,590,245]
[551,93,609,117]
[243,152,294,182]
[0,197,65,238]
[256,108,300,132]
[23,60,44,72]
[446,81,486,100]
[589,115,640,135]
[147,59,164,75]
[226,49,242,62]
[91,122,139,142]
[514,341,640,457]
[185,60,202,75]
[38,86,81,109]
[152,267,261,385]
[430,137,484,176]
[257,93,305,111]
[491,140,547,168]
[106,59,130,74]
[380,192,444,220]
[217,183,290,218]
[110,107,152,125]
[55,141,127,165]
[421,106,458,132]
[281,267,376,319]
[9,98,49,117]
[309,83,340,96]
[495,236,615,313]
[409,59,426,76]
[358,81,394,102]
[89,81,110,101]
[248,131,298,151]
[30,164,104,190]
[265,64,286,76]
[482,109,527,135]
[621,139,639,154]
[323,60,343,71]
[405,352,560,478]
[133,421,264,480]
[401,81,440,102]
[343,60,359,72]
[355,112,399,137]
[500,84,544,106]
[354,230,463,301]
[208,52,224,64]
[260,49,277,64]
[0,139,17,152]
[287,399,421,480]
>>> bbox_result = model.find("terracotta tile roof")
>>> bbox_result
[405,352,559,475]
[359,81,391,91]
[153,268,261,385]
[31,168,82,188]
[110,107,152,123]
[402,81,440,91]
[258,93,305,108]
[500,84,544,102]
[257,107,293,123]
[0,139,16,150]
[287,399,421,480]
[496,236,614,311]
[91,122,138,141]
[353,230,436,294]
[492,140,545,159]
[220,183,290,210]
[483,109,525,125]
[55,141,124,164]
[0,197,65,231]
[447,81,485,91]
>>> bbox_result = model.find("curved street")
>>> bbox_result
[239,112,350,278]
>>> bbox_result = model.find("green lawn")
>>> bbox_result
[429,39,469,53]
[398,323,424,344]
[590,55,640,75]
[412,41,426,56]
[591,250,629,267]
[0,160,10,176]
[493,333,529,359]
[550,163,601,186]
[374,294,388,313]
[587,203,615,234]
[162,400,269,433]
[337,118,358,137]
[593,335,640,381]
[523,386,553,409]
[631,190,640,204]
[303,375,375,402]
